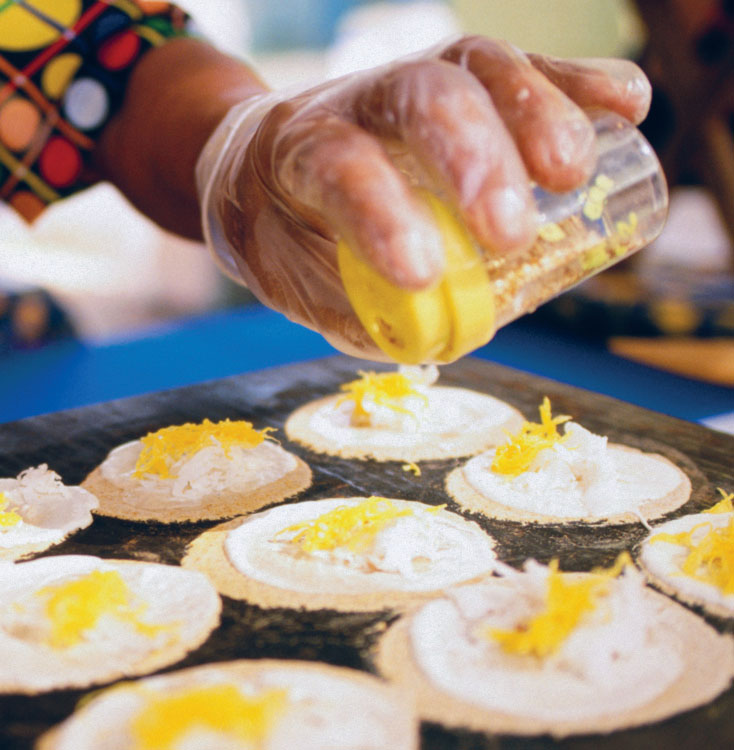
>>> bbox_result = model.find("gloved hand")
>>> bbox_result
[196,36,651,359]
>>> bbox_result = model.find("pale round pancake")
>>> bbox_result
[639,511,734,618]
[0,555,221,693]
[446,444,692,524]
[284,386,524,461]
[83,440,312,523]
[375,578,734,737]
[181,497,498,612]
[37,659,418,750]
[0,466,98,561]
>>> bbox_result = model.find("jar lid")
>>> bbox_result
[338,191,495,364]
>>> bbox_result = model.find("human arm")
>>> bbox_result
[92,38,269,241]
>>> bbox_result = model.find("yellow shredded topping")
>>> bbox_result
[704,488,734,515]
[131,685,288,750]
[491,397,571,477]
[133,418,275,479]
[487,554,632,658]
[337,370,426,426]
[594,173,615,192]
[37,570,166,649]
[614,211,638,249]
[277,496,416,554]
[538,222,566,243]
[582,174,614,221]
[402,462,421,477]
[650,509,734,595]
[0,491,21,528]
[580,240,611,271]
[582,210,639,271]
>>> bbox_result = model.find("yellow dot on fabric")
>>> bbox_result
[0,1,82,52]
[41,53,83,100]
[0,97,41,151]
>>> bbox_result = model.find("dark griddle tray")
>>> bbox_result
[1,355,733,749]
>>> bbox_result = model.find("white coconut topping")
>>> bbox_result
[308,387,521,449]
[0,555,220,692]
[41,661,417,750]
[640,511,734,613]
[224,498,497,595]
[0,465,98,551]
[409,562,684,722]
[100,439,297,503]
[353,365,438,432]
[462,422,682,518]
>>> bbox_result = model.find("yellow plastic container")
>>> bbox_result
[338,111,668,365]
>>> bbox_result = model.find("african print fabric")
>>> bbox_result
[0,1,192,221]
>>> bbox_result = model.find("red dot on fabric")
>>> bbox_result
[38,137,82,188]
[98,30,141,71]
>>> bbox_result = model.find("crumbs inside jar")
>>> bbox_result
[488,210,640,329]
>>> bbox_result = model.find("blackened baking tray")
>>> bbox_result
[1,355,733,750]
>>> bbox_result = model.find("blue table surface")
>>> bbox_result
[2,304,734,425]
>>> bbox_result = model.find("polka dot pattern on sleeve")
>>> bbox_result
[0,1,193,221]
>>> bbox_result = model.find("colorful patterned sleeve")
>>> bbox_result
[0,1,193,222]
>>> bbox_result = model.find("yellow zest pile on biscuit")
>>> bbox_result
[0,491,21,528]
[277,496,421,554]
[487,554,631,658]
[131,684,288,750]
[134,419,275,479]
[650,491,734,595]
[337,371,427,426]
[38,570,165,649]
[491,397,571,477]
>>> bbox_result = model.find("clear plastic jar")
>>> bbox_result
[338,111,668,364]
[489,110,668,329]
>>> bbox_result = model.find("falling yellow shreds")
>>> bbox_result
[130,685,288,750]
[37,569,168,649]
[650,514,734,595]
[402,462,421,477]
[491,397,571,477]
[276,496,413,554]
[133,418,276,479]
[486,553,632,658]
[0,491,21,528]
[705,488,734,514]
[337,370,427,425]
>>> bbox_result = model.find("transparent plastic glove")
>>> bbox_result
[196,36,651,359]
